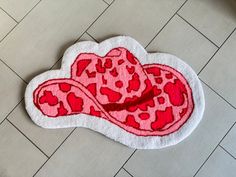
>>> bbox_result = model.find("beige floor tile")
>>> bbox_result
[179,0,236,46]
[116,169,132,177]
[147,15,217,73]
[124,83,236,177]
[35,128,134,177]
[78,33,96,42]
[8,102,74,156]
[0,0,40,22]
[52,33,95,70]
[196,147,236,177]
[0,120,47,177]
[0,0,106,82]
[221,124,236,158]
[0,60,25,122]
[200,30,236,107]
[0,9,16,41]
[88,0,185,46]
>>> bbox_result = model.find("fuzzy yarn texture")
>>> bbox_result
[25,36,205,149]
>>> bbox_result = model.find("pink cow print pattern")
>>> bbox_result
[33,47,194,136]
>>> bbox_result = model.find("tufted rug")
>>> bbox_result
[25,36,205,149]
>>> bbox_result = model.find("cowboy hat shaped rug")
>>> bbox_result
[25,36,205,149]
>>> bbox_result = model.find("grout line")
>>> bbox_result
[102,0,110,6]
[47,127,76,158]
[0,0,42,44]
[50,56,63,70]
[200,78,236,110]
[177,13,219,48]
[0,59,28,84]
[198,28,236,75]
[219,144,236,160]
[0,98,24,126]
[0,6,18,23]
[7,118,49,158]
[197,48,219,75]
[32,158,49,177]
[145,0,189,49]
[0,0,43,84]
[86,31,99,42]
[0,22,18,43]
[113,149,137,177]
[193,121,236,176]
[123,167,134,177]
[18,0,42,23]
[76,0,114,42]
[32,127,77,177]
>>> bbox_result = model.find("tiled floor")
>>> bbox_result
[0,0,235,177]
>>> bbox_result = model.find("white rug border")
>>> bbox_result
[25,36,205,149]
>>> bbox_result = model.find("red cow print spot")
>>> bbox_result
[76,59,91,77]
[102,75,107,84]
[127,73,140,93]
[110,68,118,77]
[104,58,112,68]
[155,78,162,84]
[157,97,165,104]
[141,79,153,95]
[86,70,96,78]
[90,106,101,117]
[115,80,123,88]
[153,86,162,96]
[57,101,68,116]
[126,65,135,74]
[96,59,106,73]
[100,87,122,102]
[67,92,84,112]
[39,90,58,106]
[138,113,150,120]
[126,50,137,65]
[166,73,173,79]
[164,79,187,106]
[145,67,161,76]
[125,115,140,129]
[59,83,71,92]
[118,59,124,65]
[151,107,174,130]
[86,83,97,97]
